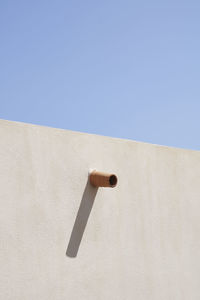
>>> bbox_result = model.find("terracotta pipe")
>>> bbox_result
[89,170,118,188]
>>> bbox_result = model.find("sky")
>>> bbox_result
[1,0,200,150]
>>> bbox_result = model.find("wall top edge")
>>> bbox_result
[0,118,199,154]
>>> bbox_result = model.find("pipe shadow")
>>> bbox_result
[66,180,98,258]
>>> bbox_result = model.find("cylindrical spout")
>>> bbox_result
[89,170,118,188]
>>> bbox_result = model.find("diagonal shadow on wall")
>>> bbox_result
[66,180,98,258]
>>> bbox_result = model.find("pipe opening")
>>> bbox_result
[109,175,117,187]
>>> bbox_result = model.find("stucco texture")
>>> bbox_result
[0,119,200,299]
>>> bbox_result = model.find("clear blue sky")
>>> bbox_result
[1,1,200,150]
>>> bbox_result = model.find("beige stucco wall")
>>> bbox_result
[0,119,200,299]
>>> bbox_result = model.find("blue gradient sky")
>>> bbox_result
[1,1,200,150]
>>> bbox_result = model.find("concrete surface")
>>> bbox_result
[0,119,200,299]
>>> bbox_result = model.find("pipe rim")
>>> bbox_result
[109,174,117,187]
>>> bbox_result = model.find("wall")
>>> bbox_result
[0,119,200,300]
